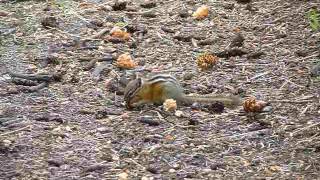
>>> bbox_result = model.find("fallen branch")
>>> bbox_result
[8,71,56,93]
[9,72,62,82]
[86,27,110,40]
[11,78,39,86]
[249,71,271,81]
[18,82,48,92]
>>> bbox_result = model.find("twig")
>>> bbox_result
[128,159,145,170]
[124,10,154,15]
[299,104,312,117]
[0,125,30,136]
[215,129,271,140]
[290,122,320,137]
[249,71,271,81]
[79,55,116,62]
[88,27,110,40]
[21,82,48,92]
[269,99,314,103]
[283,79,305,88]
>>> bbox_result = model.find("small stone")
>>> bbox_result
[128,41,137,49]
[140,0,156,8]
[98,5,113,11]
[7,87,19,94]
[112,154,119,161]
[210,163,225,170]
[65,126,71,132]
[235,87,246,95]
[112,0,127,11]
[183,72,194,80]
[48,159,63,167]
[118,172,128,180]
[2,139,12,147]
[174,110,183,117]
[188,119,199,125]
[126,5,139,12]
[97,127,110,133]
[295,50,308,57]
[179,9,189,18]
[198,38,217,45]
[236,0,251,3]
[138,116,160,126]
[146,166,159,174]
[191,102,201,110]
[311,63,320,77]
[205,102,225,113]
[262,106,273,112]
[202,168,212,173]
[229,33,244,48]
[247,51,265,59]
[223,3,235,10]
[79,108,95,115]
[84,164,108,172]
[41,16,59,28]
[0,10,9,17]
[169,168,176,173]
[142,10,157,18]
[172,163,180,169]
[161,26,175,33]
[141,176,152,180]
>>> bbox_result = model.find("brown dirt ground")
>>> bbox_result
[0,0,320,179]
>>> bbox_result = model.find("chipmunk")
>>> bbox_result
[124,74,241,109]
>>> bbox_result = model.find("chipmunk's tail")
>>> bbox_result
[181,94,241,109]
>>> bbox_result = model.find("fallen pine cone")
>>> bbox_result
[197,52,219,70]
[243,97,268,113]
[116,53,137,69]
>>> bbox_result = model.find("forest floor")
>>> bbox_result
[0,0,320,179]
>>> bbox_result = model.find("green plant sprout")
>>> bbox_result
[307,8,320,31]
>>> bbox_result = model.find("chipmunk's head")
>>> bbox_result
[124,77,143,109]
